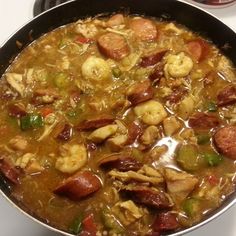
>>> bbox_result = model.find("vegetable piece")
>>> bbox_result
[134,100,167,125]
[182,198,200,217]
[69,215,83,234]
[129,18,157,41]
[213,125,236,160]
[165,168,198,202]
[102,208,124,234]
[206,101,217,112]
[54,72,70,88]
[0,159,20,184]
[88,124,118,143]
[76,115,114,131]
[80,214,97,236]
[81,56,112,80]
[176,144,203,171]
[152,212,179,232]
[197,134,210,145]
[20,114,44,131]
[217,85,236,106]
[55,144,87,174]
[164,52,193,78]
[186,39,210,62]
[202,152,223,166]
[54,171,101,201]
[207,175,219,186]
[126,80,154,106]
[97,33,130,60]
[112,67,121,78]
[98,154,142,171]
[177,96,195,120]
[75,36,93,44]
[140,50,167,68]
[40,107,54,118]
[8,103,27,118]
[121,186,173,209]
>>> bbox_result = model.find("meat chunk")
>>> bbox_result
[111,200,147,226]
[165,168,198,203]
[97,33,130,60]
[152,212,179,232]
[9,136,28,151]
[126,122,142,145]
[54,171,101,201]
[54,123,73,141]
[140,126,160,145]
[217,85,236,106]
[130,18,157,41]
[166,87,187,104]
[76,115,114,131]
[163,116,181,136]
[88,124,118,143]
[0,159,20,184]
[140,51,167,68]
[5,73,25,97]
[32,88,59,105]
[127,80,154,106]
[98,154,142,171]
[107,134,128,151]
[214,125,236,160]
[188,112,220,130]
[121,186,173,209]
[187,39,210,62]
[107,14,125,27]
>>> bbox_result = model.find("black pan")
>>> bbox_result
[0,0,236,235]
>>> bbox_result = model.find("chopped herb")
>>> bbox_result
[68,215,83,234]
[206,101,217,112]
[197,134,210,145]
[112,67,121,78]
[203,152,223,166]
[20,114,44,131]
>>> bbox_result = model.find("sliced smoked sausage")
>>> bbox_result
[214,126,236,160]
[188,112,220,130]
[217,85,236,106]
[54,171,102,201]
[97,33,130,60]
[130,18,157,41]
[126,80,154,105]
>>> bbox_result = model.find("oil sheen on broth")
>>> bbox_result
[0,14,236,236]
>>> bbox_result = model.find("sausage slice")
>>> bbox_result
[126,80,154,106]
[188,112,220,130]
[214,126,236,160]
[97,33,130,60]
[130,18,157,41]
[217,85,236,106]
[54,171,102,201]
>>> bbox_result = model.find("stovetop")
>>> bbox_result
[0,0,236,236]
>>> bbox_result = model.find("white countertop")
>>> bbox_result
[0,1,236,236]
